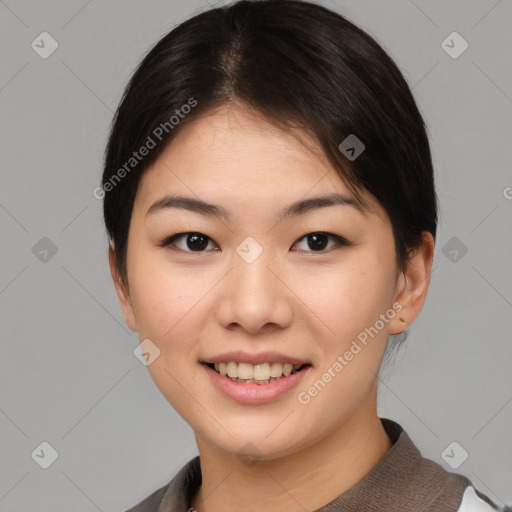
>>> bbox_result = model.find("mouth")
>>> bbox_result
[201,361,312,385]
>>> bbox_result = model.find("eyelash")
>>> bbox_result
[157,231,351,254]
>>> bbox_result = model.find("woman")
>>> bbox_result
[101,1,510,510]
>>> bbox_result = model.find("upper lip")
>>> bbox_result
[200,351,311,366]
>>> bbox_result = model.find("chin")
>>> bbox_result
[198,425,303,460]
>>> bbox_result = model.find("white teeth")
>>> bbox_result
[270,362,283,377]
[227,361,238,378]
[282,363,293,376]
[253,363,270,380]
[238,363,253,380]
[209,361,305,381]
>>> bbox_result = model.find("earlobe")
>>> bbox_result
[108,241,138,332]
[388,232,435,335]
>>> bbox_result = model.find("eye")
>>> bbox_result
[292,232,350,252]
[158,232,218,252]
[158,231,351,253]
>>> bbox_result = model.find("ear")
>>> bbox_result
[388,232,435,335]
[108,240,138,332]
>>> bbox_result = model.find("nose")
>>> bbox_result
[215,246,293,335]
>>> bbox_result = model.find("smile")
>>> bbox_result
[201,361,312,404]
[206,361,309,384]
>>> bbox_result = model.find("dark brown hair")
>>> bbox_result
[102,0,438,354]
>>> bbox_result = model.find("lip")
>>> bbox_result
[200,350,311,366]
[201,362,312,405]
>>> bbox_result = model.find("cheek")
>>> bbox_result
[298,258,392,344]
[128,258,214,348]
[127,264,214,419]
[298,267,389,423]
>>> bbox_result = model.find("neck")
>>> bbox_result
[190,404,392,512]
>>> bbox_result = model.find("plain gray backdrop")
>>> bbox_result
[1,0,511,510]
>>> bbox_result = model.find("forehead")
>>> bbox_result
[164,106,333,178]
[134,106,383,222]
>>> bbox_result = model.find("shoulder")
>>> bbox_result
[122,455,201,512]
[378,419,510,512]
[123,484,168,512]
[457,486,511,512]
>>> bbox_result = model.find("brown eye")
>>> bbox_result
[292,232,350,252]
[158,231,350,254]
[159,232,217,252]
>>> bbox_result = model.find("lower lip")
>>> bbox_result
[201,363,312,405]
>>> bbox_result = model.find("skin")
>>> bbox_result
[109,104,435,512]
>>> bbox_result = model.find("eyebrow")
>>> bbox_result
[145,192,365,222]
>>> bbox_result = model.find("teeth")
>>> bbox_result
[254,363,270,380]
[238,362,254,379]
[270,362,284,377]
[227,361,238,378]
[210,361,304,381]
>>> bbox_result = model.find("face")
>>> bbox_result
[112,105,411,460]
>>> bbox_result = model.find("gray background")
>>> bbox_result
[1,0,511,510]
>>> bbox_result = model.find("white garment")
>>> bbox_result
[457,486,506,512]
